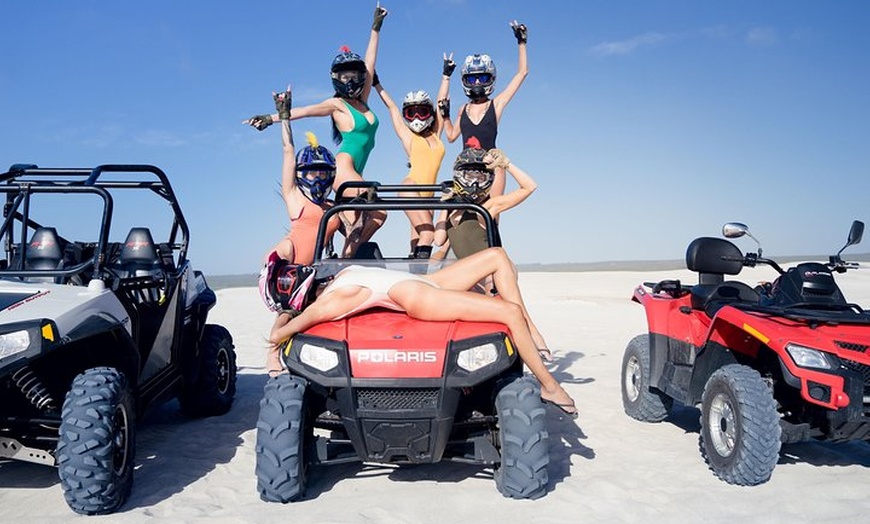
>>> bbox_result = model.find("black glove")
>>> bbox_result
[247,114,273,131]
[372,70,380,87]
[437,98,450,118]
[372,5,387,31]
[442,54,456,77]
[273,90,291,120]
[510,20,528,44]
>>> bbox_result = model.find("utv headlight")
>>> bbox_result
[457,342,499,372]
[0,329,31,359]
[786,343,834,370]
[299,343,339,372]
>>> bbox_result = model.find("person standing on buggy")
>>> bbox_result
[443,20,528,198]
[371,53,454,259]
[245,3,389,257]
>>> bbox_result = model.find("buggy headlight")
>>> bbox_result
[786,343,833,370]
[0,329,31,359]
[299,343,339,372]
[457,342,499,372]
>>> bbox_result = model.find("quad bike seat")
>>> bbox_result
[686,237,759,315]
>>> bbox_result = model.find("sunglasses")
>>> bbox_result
[463,73,493,86]
[403,104,433,121]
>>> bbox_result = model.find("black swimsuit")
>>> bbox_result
[460,101,497,149]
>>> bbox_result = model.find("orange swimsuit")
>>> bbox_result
[287,197,340,265]
[406,133,445,197]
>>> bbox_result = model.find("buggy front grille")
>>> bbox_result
[356,388,439,410]
[841,359,870,399]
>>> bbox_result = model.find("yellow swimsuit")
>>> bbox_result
[406,133,445,197]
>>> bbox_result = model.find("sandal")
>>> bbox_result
[541,397,579,419]
[538,348,553,362]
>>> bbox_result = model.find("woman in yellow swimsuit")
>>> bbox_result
[246,4,389,257]
[372,54,453,257]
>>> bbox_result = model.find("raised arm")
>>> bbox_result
[435,53,455,136]
[492,21,529,119]
[484,149,537,217]
[362,4,388,103]
[373,74,412,154]
[275,91,298,208]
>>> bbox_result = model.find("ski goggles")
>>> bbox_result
[462,73,493,86]
[403,104,433,121]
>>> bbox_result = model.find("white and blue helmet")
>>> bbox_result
[461,54,496,99]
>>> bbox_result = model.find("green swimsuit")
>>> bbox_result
[338,100,379,174]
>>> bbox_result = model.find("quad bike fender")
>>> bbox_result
[706,306,852,411]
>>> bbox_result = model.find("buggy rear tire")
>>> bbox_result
[700,364,781,486]
[180,324,237,417]
[494,376,549,499]
[56,367,135,515]
[256,374,309,503]
[621,334,673,422]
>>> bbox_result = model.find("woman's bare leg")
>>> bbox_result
[390,282,574,412]
[427,247,548,348]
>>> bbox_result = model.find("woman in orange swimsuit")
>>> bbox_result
[246,4,389,257]
[372,54,453,257]
[266,247,577,417]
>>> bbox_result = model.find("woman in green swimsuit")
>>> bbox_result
[245,4,388,257]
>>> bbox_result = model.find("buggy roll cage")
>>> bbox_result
[0,164,190,281]
[313,180,500,262]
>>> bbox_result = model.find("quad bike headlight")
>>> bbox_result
[457,342,499,372]
[0,329,32,359]
[786,343,834,370]
[299,343,340,372]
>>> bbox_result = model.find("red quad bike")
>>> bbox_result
[621,220,870,486]
[255,182,550,502]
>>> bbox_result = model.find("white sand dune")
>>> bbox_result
[4,267,870,523]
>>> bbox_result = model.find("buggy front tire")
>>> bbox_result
[700,364,781,486]
[494,376,549,499]
[180,324,237,417]
[621,334,673,422]
[57,367,135,515]
[256,374,309,502]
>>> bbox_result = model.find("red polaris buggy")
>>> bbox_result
[621,220,870,485]
[255,182,550,501]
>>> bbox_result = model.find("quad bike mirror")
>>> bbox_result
[722,222,749,239]
[836,220,864,258]
[723,222,763,256]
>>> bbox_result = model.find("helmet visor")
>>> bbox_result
[402,104,433,121]
[462,73,493,87]
[336,70,364,83]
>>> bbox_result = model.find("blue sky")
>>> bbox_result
[2,1,869,275]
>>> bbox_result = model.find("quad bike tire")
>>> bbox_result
[621,334,673,422]
[180,324,237,417]
[494,375,549,499]
[256,374,309,503]
[699,364,781,486]
[56,367,135,515]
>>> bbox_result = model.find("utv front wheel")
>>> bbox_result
[700,364,781,486]
[180,324,237,417]
[57,367,135,515]
[494,376,549,499]
[256,375,309,502]
[621,334,673,422]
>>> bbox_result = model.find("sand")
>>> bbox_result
[3,266,870,523]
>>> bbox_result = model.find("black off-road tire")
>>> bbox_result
[621,334,673,422]
[256,375,309,503]
[700,364,781,486]
[180,324,237,417]
[56,367,135,515]
[494,376,549,499]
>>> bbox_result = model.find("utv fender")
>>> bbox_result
[62,316,140,383]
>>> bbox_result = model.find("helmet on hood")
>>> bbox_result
[401,90,435,134]
[461,54,496,99]
[295,132,336,204]
[452,142,493,203]
[258,252,317,313]
[331,46,367,99]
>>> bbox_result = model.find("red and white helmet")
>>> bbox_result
[401,90,435,134]
[258,252,317,313]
